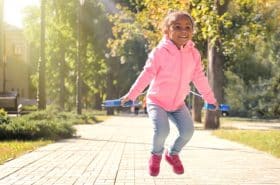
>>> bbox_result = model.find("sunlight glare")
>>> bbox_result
[4,0,39,28]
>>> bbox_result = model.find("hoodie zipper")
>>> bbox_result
[172,49,183,109]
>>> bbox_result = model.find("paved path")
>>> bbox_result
[0,116,279,185]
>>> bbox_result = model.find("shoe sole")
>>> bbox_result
[149,167,160,176]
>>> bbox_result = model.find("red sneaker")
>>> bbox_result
[149,154,162,176]
[165,151,184,174]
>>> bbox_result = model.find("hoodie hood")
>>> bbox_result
[158,35,195,54]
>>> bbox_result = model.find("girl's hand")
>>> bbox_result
[213,102,220,111]
[120,94,130,106]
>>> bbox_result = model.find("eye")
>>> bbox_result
[186,26,192,30]
[174,25,181,30]
[172,24,192,31]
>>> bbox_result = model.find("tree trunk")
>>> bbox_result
[80,5,88,111]
[204,0,229,129]
[59,48,65,110]
[105,57,119,115]
[0,1,4,92]
[76,2,85,114]
[94,92,102,110]
[205,40,224,129]
[37,0,46,110]
[106,66,115,115]
[192,94,203,123]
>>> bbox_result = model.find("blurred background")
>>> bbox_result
[0,0,279,122]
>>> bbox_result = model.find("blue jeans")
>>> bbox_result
[147,104,194,155]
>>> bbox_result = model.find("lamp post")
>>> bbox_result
[76,0,85,114]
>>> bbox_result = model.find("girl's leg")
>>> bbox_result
[147,104,170,155]
[168,105,194,155]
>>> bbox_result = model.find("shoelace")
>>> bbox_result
[152,156,161,165]
[171,155,182,166]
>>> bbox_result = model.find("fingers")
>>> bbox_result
[207,102,219,111]
[214,102,220,111]
[120,95,130,106]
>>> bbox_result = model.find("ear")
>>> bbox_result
[163,28,169,35]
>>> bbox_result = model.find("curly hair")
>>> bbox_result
[161,11,194,34]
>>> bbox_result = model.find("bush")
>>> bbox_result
[225,71,280,118]
[24,106,88,125]
[0,109,10,125]
[0,107,77,140]
[0,116,76,140]
[0,105,106,140]
[22,105,37,111]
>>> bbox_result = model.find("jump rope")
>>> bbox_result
[102,91,230,112]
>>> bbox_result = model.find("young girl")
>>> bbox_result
[121,11,218,176]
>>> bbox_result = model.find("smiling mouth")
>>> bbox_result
[178,36,189,41]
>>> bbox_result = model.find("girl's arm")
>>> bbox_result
[191,50,217,105]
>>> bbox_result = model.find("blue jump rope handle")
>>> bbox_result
[203,103,230,111]
[103,100,230,111]
[102,99,137,107]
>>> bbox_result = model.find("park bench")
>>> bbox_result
[0,92,22,115]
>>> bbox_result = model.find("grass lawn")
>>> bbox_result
[0,140,52,164]
[213,129,280,158]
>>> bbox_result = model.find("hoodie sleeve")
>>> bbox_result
[191,49,217,104]
[126,49,159,101]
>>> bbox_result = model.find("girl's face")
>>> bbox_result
[167,15,193,48]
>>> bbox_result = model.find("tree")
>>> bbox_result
[188,0,231,128]
[76,0,84,114]
[37,0,46,110]
[220,0,280,118]
[0,0,4,92]
[47,1,72,111]
[21,0,279,119]
[204,0,230,129]
[23,0,112,112]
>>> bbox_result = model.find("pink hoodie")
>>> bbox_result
[127,36,217,111]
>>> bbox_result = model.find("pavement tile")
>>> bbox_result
[0,116,279,185]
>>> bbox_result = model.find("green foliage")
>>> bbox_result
[222,1,280,118]
[21,0,280,118]
[0,104,108,140]
[0,118,75,140]
[6,107,110,140]
[225,71,280,118]
[23,6,41,48]
[0,109,10,125]
[0,106,80,140]
[224,71,247,116]
[22,105,37,112]
[253,75,280,118]
[115,0,145,13]
[108,27,148,96]
[23,0,113,110]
